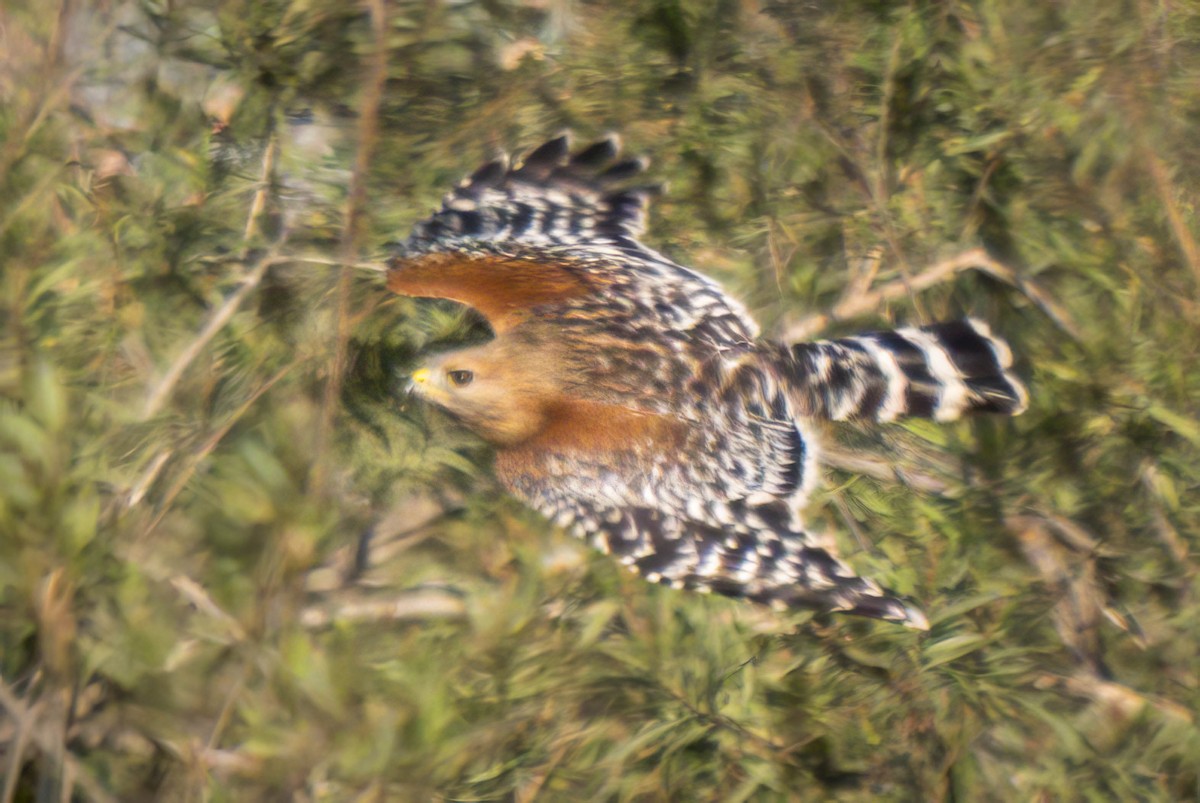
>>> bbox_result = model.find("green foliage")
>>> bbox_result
[2,0,1199,799]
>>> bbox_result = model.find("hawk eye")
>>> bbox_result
[447,369,474,387]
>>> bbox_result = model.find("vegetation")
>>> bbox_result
[2,0,1198,799]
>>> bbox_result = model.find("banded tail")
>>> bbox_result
[782,318,1028,423]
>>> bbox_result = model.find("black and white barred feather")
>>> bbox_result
[781,319,1027,422]
[540,497,927,627]
[401,133,659,257]
[393,134,1029,630]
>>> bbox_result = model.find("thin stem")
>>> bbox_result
[140,253,279,420]
[783,247,1080,341]
[311,0,390,489]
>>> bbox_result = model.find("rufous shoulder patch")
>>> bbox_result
[388,253,597,332]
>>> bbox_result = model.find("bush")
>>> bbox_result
[2,0,1198,799]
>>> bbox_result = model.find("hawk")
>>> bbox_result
[389,134,1026,628]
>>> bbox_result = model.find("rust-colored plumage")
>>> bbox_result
[387,253,597,332]
[392,134,1027,627]
[496,399,687,480]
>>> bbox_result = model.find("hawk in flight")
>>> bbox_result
[390,135,1026,628]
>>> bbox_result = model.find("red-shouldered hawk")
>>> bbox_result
[390,134,1027,629]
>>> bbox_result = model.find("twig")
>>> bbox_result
[141,113,284,422]
[0,0,120,184]
[123,449,172,510]
[1007,515,1107,675]
[785,249,983,339]
[765,219,798,295]
[959,155,1002,243]
[203,665,248,754]
[278,253,388,273]
[0,678,118,803]
[305,494,450,593]
[128,258,381,512]
[299,588,467,629]
[185,653,257,800]
[1,691,36,803]
[514,735,574,803]
[311,0,389,488]
[1139,461,1194,583]
[843,245,883,309]
[831,493,871,553]
[655,680,787,758]
[168,576,247,643]
[783,247,1081,341]
[139,359,300,540]
[871,34,927,321]
[820,442,951,495]
[242,133,278,242]
[140,251,280,420]
[1057,673,1194,724]
[1144,148,1200,289]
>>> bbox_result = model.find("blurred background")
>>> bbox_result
[1,0,1198,799]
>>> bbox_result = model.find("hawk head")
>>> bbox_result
[408,338,562,447]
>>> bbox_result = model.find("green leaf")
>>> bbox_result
[924,633,989,668]
[1146,403,1200,448]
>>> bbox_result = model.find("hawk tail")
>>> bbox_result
[783,318,1027,422]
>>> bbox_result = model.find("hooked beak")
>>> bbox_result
[407,367,431,395]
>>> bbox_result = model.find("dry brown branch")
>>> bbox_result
[870,34,927,322]
[140,251,280,420]
[1056,673,1193,724]
[1033,671,1193,754]
[312,0,390,489]
[0,679,118,803]
[1139,463,1190,565]
[1007,514,1107,675]
[242,133,278,241]
[299,588,468,629]
[1,692,37,803]
[140,116,283,422]
[122,449,172,511]
[1144,147,1200,289]
[139,359,300,539]
[783,247,1081,341]
[305,494,449,593]
[168,576,248,643]
[0,0,116,183]
[820,442,952,495]
[280,253,388,273]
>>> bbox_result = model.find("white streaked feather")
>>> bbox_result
[899,326,971,421]
[856,337,908,422]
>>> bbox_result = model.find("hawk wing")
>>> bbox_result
[387,134,758,342]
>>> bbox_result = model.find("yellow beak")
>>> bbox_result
[411,367,431,385]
